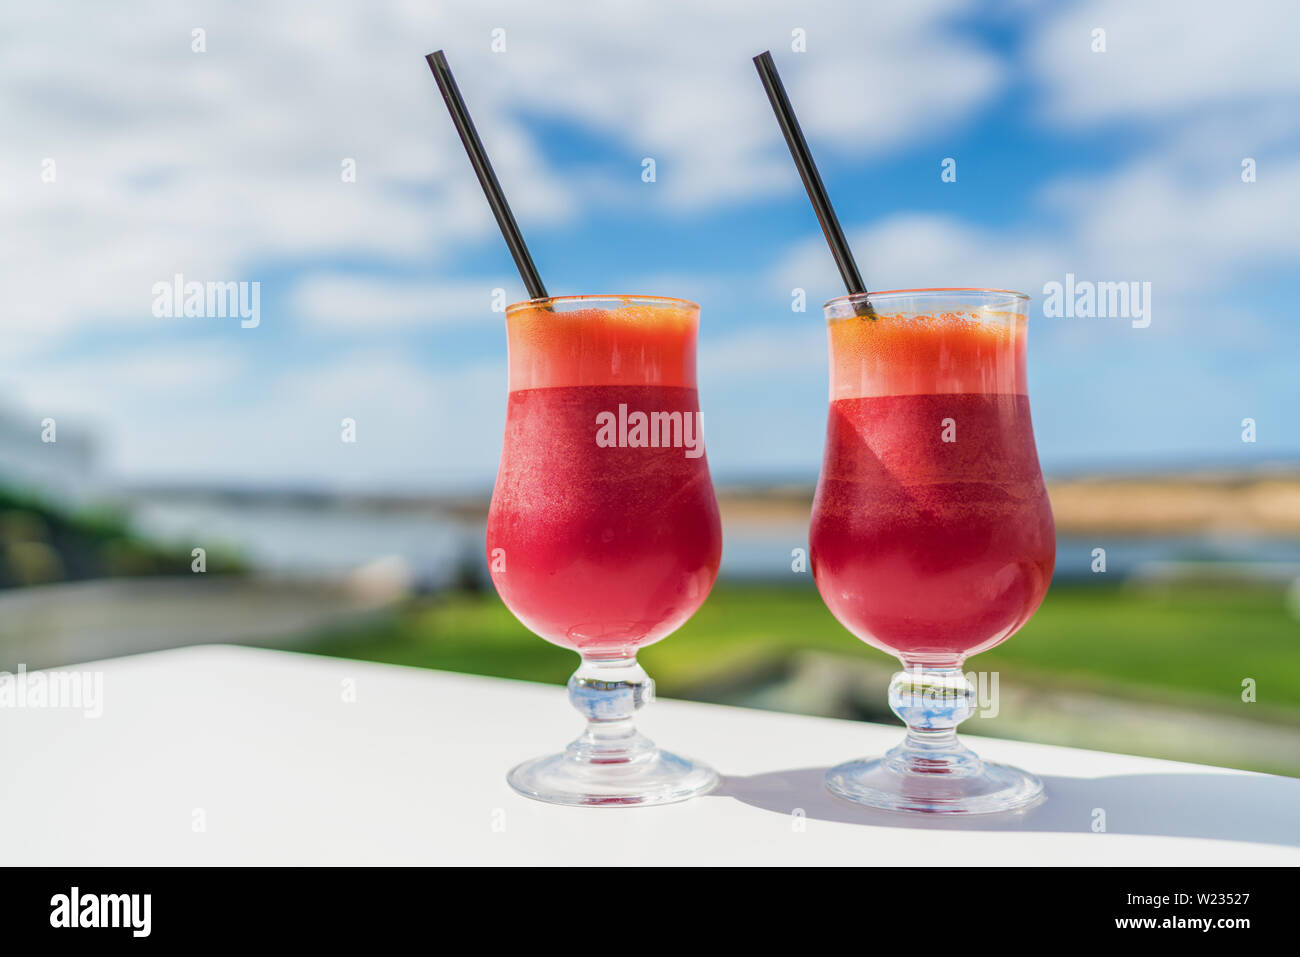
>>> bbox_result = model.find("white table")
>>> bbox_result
[3,645,1297,865]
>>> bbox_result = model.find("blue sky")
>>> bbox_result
[5,0,1299,492]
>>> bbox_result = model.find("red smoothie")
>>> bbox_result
[810,307,1055,665]
[811,392,1054,663]
[486,300,721,660]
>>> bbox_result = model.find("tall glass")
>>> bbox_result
[811,289,1055,813]
[487,295,722,806]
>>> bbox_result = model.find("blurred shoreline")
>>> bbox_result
[121,464,1300,537]
[98,465,1300,587]
[723,468,1300,538]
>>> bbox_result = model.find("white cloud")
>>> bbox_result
[773,150,1300,325]
[3,0,1004,347]
[7,347,507,489]
[484,1,1005,208]
[702,321,825,379]
[0,2,573,343]
[774,215,1053,300]
[288,276,513,329]
[232,353,507,490]
[2,345,247,424]
[1030,0,1300,124]
[1045,158,1300,287]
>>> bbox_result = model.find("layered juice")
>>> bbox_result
[810,306,1055,664]
[486,299,721,660]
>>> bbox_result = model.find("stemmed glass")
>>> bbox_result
[487,295,722,806]
[810,289,1056,813]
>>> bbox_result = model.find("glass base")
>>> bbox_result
[826,753,1044,815]
[508,747,718,807]
[824,665,1045,814]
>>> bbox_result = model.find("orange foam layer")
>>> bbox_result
[506,303,698,390]
[828,310,1027,399]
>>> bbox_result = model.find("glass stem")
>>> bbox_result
[565,656,657,765]
[884,663,983,777]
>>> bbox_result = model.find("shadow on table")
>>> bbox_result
[713,767,1300,846]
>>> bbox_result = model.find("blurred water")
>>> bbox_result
[131,499,471,588]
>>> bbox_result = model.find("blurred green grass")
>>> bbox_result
[306,580,1300,722]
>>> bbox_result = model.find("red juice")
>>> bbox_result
[810,306,1055,665]
[486,300,721,660]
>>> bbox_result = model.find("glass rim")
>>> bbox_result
[824,287,1031,310]
[506,294,700,314]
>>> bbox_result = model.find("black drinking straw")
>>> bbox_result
[753,51,874,315]
[426,50,549,301]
